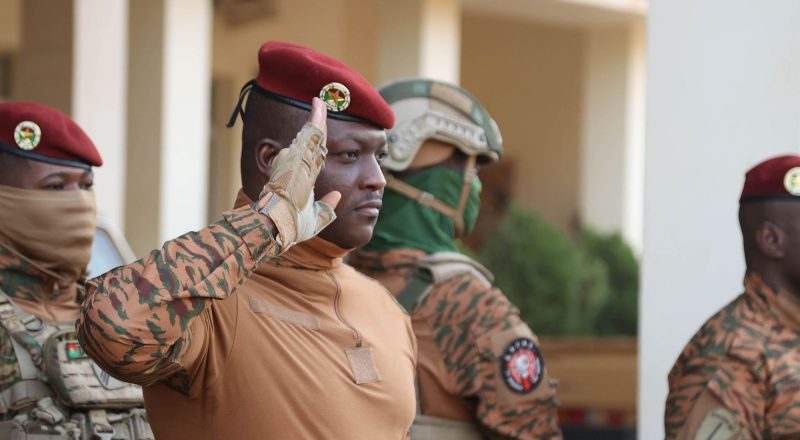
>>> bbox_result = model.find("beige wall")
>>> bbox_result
[14,0,73,113]
[0,0,21,52]
[461,13,584,232]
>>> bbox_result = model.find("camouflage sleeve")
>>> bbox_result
[77,204,279,388]
[428,275,562,439]
[0,327,21,393]
[666,352,765,439]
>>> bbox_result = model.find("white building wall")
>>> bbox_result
[640,1,800,438]
[72,0,128,229]
[377,0,461,84]
[159,0,212,243]
[580,22,645,253]
[419,0,461,83]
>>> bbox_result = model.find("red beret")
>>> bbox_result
[0,102,101,169]
[228,41,394,129]
[740,154,800,203]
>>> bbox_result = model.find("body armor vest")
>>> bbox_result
[0,292,153,440]
[398,252,491,440]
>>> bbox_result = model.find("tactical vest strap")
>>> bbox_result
[396,269,434,312]
[0,290,47,367]
[397,252,493,311]
[420,252,493,286]
[0,380,53,414]
[410,414,483,440]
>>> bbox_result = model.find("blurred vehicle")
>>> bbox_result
[87,217,137,279]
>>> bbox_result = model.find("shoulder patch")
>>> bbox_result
[500,337,543,394]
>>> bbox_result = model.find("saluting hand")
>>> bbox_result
[256,97,341,251]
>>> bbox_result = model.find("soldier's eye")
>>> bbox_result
[376,151,388,164]
[337,151,359,161]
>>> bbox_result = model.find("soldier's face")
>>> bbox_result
[0,156,93,191]
[314,118,387,249]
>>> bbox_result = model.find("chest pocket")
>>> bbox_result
[43,329,144,409]
[248,298,321,330]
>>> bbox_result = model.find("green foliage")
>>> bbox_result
[580,229,640,335]
[476,206,639,336]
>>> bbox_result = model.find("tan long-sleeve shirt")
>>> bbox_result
[79,195,417,439]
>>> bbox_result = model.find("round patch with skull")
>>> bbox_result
[500,337,543,394]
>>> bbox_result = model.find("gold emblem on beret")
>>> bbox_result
[319,82,351,112]
[784,167,800,196]
[14,121,42,151]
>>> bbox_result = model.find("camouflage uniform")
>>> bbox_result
[0,244,151,439]
[351,248,561,439]
[78,205,278,390]
[0,243,65,396]
[665,274,800,439]
[79,196,417,440]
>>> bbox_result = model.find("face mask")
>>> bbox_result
[0,185,96,286]
[364,165,482,254]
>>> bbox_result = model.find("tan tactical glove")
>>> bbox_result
[255,98,340,251]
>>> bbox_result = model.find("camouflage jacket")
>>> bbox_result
[351,248,562,440]
[77,204,278,389]
[665,274,800,439]
[0,243,84,393]
[78,198,419,439]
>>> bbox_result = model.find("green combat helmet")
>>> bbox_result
[378,78,503,236]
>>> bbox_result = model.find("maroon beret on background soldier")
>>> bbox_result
[739,154,800,202]
[0,102,102,169]
[665,154,800,439]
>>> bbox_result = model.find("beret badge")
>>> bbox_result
[319,82,351,113]
[14,121,42,151]
[783,167,800,196]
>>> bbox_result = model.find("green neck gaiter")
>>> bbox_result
[364,165,481,254]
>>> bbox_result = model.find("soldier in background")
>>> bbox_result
[0,102,152,439]
[665,155,800,439]
[350,78,562,439]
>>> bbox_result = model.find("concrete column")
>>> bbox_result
[72,0,129,230]
[125,0,211,254]
[159,0,212,243]
[579,20,645,254]
[125,0,165,255]
[639,1,800,438]
[14,0,128,228]
[377,0,461,84]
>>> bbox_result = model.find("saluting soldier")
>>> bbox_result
[78,41,417,439]
[665,155,800,439]
[0,102,152,439]
[350,78,562,439]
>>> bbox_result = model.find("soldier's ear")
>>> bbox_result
[255,138,283,180]
[755,221,785,259]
